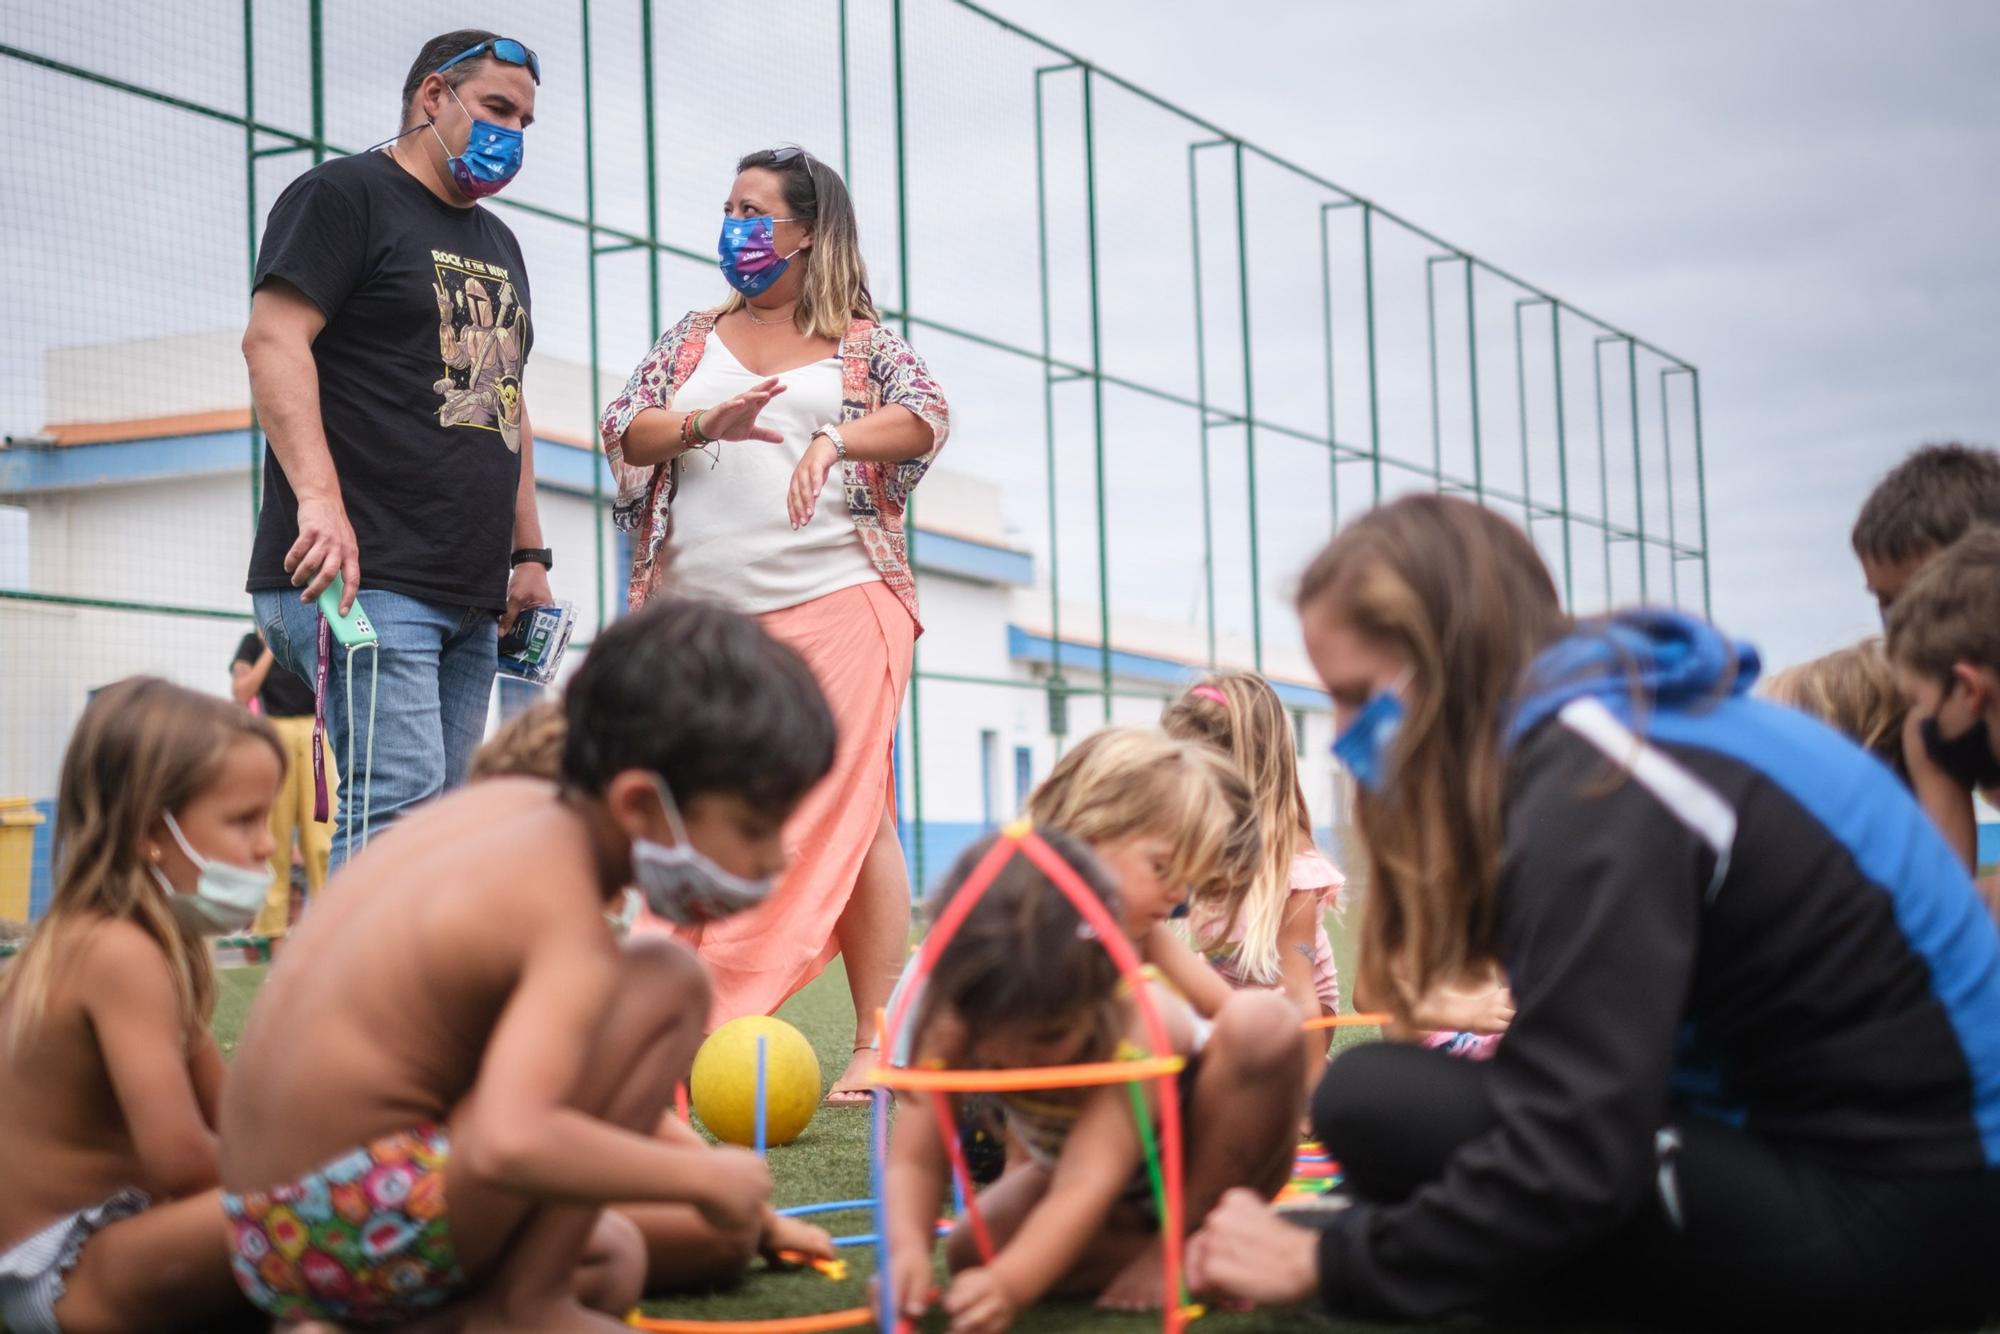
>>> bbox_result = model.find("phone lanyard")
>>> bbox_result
[312,612,379,864]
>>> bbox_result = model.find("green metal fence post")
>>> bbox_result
[1463,259,1484,504]
[1318,203,1340,532]
[1363,204,1382,505]
[308,0,324,164]
[1592,337,1616,609]
[1550,305,1574,609]
[1659,367,1680,609]
[838,0,852,181]
[891,0,925,888]
[1082,67,1111,721]
[1513,298,1538,531]
[1189,140,1223,668]
[244,0,261,524]
[1232,141,1262,673]
[1035,63,1076,739]
[639,0,662,335]
[1691,367,1712,618]
[581,0,607,631]
[1625,336,1647,603]
[1425,255,1443,489]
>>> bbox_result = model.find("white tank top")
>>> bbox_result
[667,333,881,615]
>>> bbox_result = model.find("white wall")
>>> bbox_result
[0,468,1339,880]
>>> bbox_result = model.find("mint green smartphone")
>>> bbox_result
[317,574,379,648]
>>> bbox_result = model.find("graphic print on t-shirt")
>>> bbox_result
[430,250,528,453]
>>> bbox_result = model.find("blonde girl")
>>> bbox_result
[1025,727,1259,1021]
[1162,673,1344,1012]
[0,677,281,1332]
[1760,636,1911,783]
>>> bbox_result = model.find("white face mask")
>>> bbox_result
[631,777,778,926]
[149,810,269,936]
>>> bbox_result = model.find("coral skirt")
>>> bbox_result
[636,579,914,1025]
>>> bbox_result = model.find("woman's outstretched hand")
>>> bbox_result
[787,431,841,530]
[1187,1188,1321,1307]
[699,377,788,444]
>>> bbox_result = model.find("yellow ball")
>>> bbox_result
[690,1016,822,1148]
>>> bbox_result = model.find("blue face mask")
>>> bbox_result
[1331,672,1411,794]
[428,87,524,199]
[718,214,802,298]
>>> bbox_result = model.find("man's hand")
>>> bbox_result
[285,495,360,611]
[502,561,553,635]
[1186,1188,1321,1307]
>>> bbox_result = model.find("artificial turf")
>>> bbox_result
[211,961,1996,1334]
[213,960,1403,1333]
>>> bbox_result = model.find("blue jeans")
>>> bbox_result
[254,588,496,871]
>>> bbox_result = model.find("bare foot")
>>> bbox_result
[824,1043,876,1106]
[1095,1240,1165,1312]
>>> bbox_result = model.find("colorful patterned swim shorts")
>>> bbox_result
[221,1122,465,1328]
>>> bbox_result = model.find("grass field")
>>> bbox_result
[212,961,1996,1334]
[214,960,1411,1334]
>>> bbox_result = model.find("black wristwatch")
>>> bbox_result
[510,547,553,570]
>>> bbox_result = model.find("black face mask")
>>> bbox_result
[1920,684,2000,791]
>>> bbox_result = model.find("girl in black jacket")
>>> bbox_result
[1189,495,2000,1331]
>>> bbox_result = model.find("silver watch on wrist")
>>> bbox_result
[817,425,847,461]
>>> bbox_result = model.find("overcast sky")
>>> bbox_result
[975,0,2000,670]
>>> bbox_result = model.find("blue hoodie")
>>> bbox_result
[1506,609,1762,747]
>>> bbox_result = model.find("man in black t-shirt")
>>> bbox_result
[243,29,552,866]
[231,629,333,937]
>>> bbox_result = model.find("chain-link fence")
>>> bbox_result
[0,0,1707,918]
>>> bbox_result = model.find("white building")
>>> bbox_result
[0,334,1346,915]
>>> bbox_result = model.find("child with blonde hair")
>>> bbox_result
[0,677,284,1332]
[1761,638,1910,783]
[883,828,1300,1329]
[1025,727,1258,1021]
[1162,675,1343,1006]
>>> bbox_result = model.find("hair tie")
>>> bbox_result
[1189,685,1228,707]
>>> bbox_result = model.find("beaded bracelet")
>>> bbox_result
[680,409,719,466]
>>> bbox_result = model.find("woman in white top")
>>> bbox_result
[600,146,950,1102]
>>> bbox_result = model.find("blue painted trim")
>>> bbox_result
[1007,625,1329,712]
[24,799,54,921]
[0,432,254,492]
[897,819,993,898]
[909,529,1034,587]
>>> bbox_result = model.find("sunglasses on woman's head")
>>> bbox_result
[436,37,541,85]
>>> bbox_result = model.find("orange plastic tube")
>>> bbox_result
[867,1055,1185,1093]
[627,1308,874,1334]
[1300,1012,1391,1031]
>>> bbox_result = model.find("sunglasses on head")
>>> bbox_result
[436,36,540,85]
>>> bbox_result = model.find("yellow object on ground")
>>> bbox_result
[0,797,48,923]
[691,1015,822,1147]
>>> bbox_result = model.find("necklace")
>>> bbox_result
[745,303,797,327]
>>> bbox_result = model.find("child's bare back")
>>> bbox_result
[216,597,839,1331]
[222,777,608,1187]
[0,918,223,1250]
